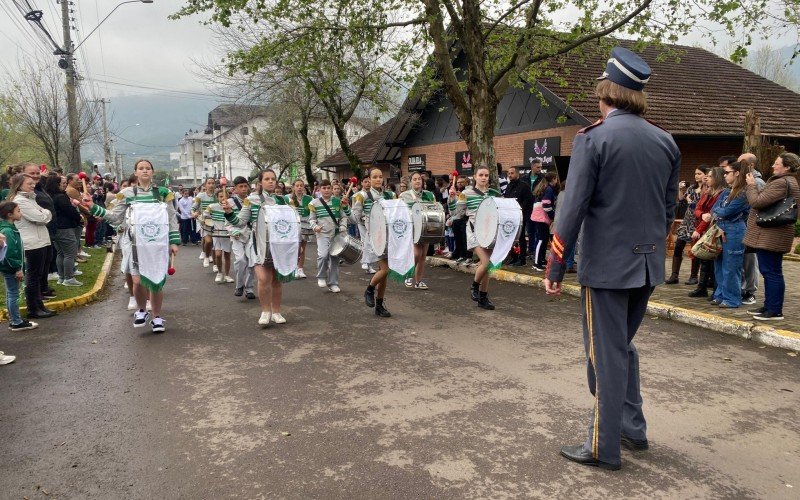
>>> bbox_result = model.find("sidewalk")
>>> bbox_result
[428,254,800,351]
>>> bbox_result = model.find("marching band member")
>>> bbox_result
[81,159,179,333]
[355,176,375,273]
[399,171,435,290]
[308,179,350,293]
[205,189,234,284]
[192,177,216,270]
[452,165,501,310]
[225,169,291,326]
[286,179,314,279]
[352,167,395,317]
[228,176,255,299]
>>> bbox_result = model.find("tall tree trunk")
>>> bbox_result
[332,122,362,179]
[298,112,315,185]
[466,88,499,186]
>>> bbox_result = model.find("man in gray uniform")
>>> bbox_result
[544,46,681,470]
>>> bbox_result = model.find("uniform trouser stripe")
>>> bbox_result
[586,289,600,459]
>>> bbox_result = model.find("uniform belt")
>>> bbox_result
[632,244,656,254]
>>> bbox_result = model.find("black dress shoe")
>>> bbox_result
[245,292,256,300]
[688,288,708,298]
[560,444,621,471]
[234,287,244,297]
[40,307,57,315]
[28,309,56,319]
[478,296,495,310]
[621,435,649,451]
[364,287,375,308]
[470,285,479,302]
[375,304,391,317]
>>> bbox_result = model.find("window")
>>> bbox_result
[241,127,249,136]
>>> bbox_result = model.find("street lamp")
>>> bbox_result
[73,1,154,53]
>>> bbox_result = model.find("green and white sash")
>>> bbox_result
[382,199,415,281]
[265,205,299,282]
[131,202,170,292]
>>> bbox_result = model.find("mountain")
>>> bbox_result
[778,45,800,84]
[82,92,219,171]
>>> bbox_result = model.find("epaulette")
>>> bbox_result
[193,196,200,203]
[115,192,124,200]
[458,192,467,201]
[577,118,604,134]
[645,118,669,133]
[243,198,251,207]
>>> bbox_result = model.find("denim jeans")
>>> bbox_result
[713,221,745,307]
[3,272,23,325]
[756,249,785,315]
[94,220,108,245]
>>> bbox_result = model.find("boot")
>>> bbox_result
[470,282,480,302]
[688,264,709,297]
[685,258,700,285]
[364,286,375,308]
[478,292,495,310]
[665,254,682,284]
[375,299,391,317]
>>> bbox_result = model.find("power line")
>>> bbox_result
[84,77,221,99]
[114,135,179,149]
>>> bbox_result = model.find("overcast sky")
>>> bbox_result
[0,0,789,103]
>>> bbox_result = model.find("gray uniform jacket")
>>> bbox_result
[547,110,681,289]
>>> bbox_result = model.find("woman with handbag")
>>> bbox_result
[688,167,725,298]
[743,152,799,321]
[709,162,750,308]
[666,166,709,284]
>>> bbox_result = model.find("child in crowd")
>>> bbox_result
[0,201,38,331]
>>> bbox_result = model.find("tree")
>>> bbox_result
[174,0,401,178]
[2,60,99,170]
[178,0,800,183]
[741,45,800,92]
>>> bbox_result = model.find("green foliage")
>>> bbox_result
[795,219,800,238]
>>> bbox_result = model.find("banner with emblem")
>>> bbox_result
[382,200,415,282]
[265,205,300,282]
[131,202,170,292]
[488,199,523,272]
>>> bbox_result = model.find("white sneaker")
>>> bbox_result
[47,272,59,281]
[61,277,83,286]
[78,251,90,258]
[328,285,341,293]
[133,310,150,328]
[317,278,327,288]
[199,252,206,260]
[361,263,368,270]
[73,269,83,276]
[215,273,223,283]
[212,264,219,273]
[404,278,414,288]
[224,276,235,283]
[127,296,137,310]
[367,266,377,274]
[296,268,306,279]
[0,351,16,365]
[258,311,271,325]
[271,313,286,324]
[203,258,210,268]
[150,316,166,333]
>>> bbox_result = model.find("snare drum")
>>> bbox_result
[411,201,445,245]
[330,233,362,265]
[199,214,214,234]
[474,197,522,249]
[368,199,408,256]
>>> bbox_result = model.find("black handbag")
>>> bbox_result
[756,180,797,228]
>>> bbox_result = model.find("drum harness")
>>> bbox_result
[318,197,341,234]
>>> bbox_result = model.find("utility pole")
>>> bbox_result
[60,0,81,173]
[99,98,111,170]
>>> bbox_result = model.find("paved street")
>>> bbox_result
[1,246,799,499]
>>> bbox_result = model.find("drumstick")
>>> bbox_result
[219,177,228,201]
[77,172,89,196]
[168,253,176,275]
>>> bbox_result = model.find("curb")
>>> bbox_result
[428,256,800,352]
[2,250,115,321]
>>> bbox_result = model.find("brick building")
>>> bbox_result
[320,42,800,183]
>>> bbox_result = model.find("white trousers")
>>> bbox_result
[316,236,340,285]
[231,237,255,292]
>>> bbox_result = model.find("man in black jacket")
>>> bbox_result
[504,166,533,266]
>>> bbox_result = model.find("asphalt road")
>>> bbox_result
[1,246,798,499]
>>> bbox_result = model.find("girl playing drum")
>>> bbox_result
[351,167,396,317]
[286,179,314,279]
[205,189,234,284]
[81,159,180,333]
[399,171,435,290]
[452,165,501,310]
[225,169,291,326]
[192,177,217,270]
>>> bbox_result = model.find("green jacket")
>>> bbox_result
[0,219,25,273]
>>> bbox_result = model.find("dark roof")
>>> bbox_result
[537,42,800,137]
[208,104,270,129]
[317,118,397,168]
